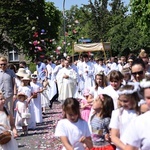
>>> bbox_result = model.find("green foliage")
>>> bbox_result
[0,0,61,61]
[131,0,150,34]
[28,62,36,73]
[57,5,86,55]
[82,0,110,42]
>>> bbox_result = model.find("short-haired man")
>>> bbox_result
[0,56,17,115]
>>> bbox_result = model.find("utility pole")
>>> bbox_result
[63,0,66,54]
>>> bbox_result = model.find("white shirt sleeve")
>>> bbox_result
[109,109,119,129]
[55,120,67,137]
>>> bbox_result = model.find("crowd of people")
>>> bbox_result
[0,48,150,150]
[54,49,150,150]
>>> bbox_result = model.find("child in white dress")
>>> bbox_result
[15,92,30,135]
[88,72,107,103]
[18,74,36,129]
[109,82,140,150]
[55,97,93,150]
[14,68,28,118]
[103,70,124,109]
[0,92,18,150]
[125,78,150,150]
[30,74,43,123]
[41,80,49,115]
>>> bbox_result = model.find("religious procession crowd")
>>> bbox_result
[0,48,150,150]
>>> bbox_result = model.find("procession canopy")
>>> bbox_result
[74,42,111,52]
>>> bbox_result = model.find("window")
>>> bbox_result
[9,49,19,61]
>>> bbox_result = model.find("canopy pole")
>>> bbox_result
[102,42,107,61]
[110,49,112,57]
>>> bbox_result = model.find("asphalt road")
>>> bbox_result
[16,102,63,150]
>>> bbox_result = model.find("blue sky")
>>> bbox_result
[47,0,130,10]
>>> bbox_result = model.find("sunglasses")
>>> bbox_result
[31,74,37,78]
[131,70,143,76]
[0,64,7,66]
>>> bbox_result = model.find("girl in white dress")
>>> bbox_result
[30,74,43,123]
[14,68,27,118]
[18,75,36,129]
[55,97,93,150]
[109,82,140,150]
[88,72,107,102]
[0,92,18,150]
[15,92,30,135]
[125,78,150,150]
[103,70,124,109]
[41,80,49,114]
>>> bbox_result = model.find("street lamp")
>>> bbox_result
[63,0,66,54]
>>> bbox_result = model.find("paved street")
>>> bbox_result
[16,102,63,150]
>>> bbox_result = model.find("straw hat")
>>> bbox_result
[17,92,28,100]
[16,68,27,77]
[21,74,31,81]
[33,71,38,75]
[31,73,38,79]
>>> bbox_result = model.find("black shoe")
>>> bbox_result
[42,112,46,115]
[49,104,52,109]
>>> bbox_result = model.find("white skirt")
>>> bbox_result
[41,91,49,107]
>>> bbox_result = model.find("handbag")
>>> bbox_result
[32,92,37,98]
[0,125,11,145]
[22,108,31,119]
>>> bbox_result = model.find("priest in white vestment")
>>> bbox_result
[81,54,95,89]
[56,60,77,103]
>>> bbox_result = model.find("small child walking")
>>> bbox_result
[30,74,44,122]
[18,74,36,130]
[90,94,115,150]
[80,88,92,122]
[55,97,93,150]
[109,82,140,150]
[15,92,30,135]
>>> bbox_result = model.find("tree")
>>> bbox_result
[107,0,150,56]
[56,5,85,55]
[130,0,150,34]
[83,0,110,42]
[107,0,129,56]
[27,1,61,61]
[0,0,61,61]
